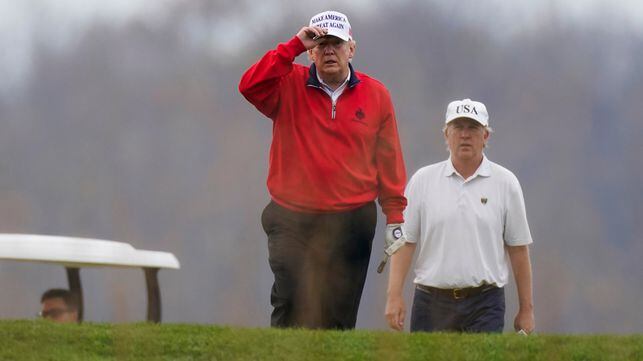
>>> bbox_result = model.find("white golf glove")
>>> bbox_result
[377,223,407,273]
[384,223,407,256]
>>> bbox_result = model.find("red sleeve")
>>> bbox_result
[238,36,306,119]
[375,88,407,224]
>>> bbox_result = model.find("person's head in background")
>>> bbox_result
[39,288,79,323]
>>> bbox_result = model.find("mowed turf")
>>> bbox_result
[1,320,641,361]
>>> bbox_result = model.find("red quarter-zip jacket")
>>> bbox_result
[239,36,407,224]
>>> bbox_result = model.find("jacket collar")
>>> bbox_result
[307,63,360,88]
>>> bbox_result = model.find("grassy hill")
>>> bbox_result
[0,320,641,360]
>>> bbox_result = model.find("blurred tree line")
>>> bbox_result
[0,1,641,332]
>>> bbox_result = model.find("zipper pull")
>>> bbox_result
[332,103,336,119]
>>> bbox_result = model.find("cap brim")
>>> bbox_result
[322,29,350,41]
[445,115,487,126]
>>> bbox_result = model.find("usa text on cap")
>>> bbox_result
[445,98,489,127]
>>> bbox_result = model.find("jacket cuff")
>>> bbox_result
[386,211,404,225]
[285,36,307,58]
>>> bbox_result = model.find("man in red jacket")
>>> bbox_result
[239,10,407,329]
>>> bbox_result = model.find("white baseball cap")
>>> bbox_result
[309,10,352,41]
[445,98,489,127]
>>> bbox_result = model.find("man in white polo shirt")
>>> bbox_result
[385,99,535,333]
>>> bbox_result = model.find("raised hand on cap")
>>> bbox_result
[297,26,327,50]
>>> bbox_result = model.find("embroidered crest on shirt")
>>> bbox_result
[481,197,488,204]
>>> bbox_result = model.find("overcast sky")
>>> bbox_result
[1,0,642,96]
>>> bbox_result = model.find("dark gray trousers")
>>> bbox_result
[261,201,376,329]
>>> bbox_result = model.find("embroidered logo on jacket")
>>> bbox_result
[356,108,365,120]
[351,108,368,125]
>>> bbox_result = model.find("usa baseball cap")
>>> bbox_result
[445,98,489,127]
[309,11,352,41]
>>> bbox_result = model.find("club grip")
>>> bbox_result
[377,260,386,274]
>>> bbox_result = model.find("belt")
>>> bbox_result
[415,284,499,300]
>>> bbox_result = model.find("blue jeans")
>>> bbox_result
[410,285,505,333]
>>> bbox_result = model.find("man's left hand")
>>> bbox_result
[384,223,406,255]
[377,224,408,273]
[514,308,535,334]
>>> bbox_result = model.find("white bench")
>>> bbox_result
[0,234,180,322]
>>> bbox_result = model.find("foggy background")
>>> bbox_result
[0,0,641,333]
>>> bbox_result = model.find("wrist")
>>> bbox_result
[387,288,403,297]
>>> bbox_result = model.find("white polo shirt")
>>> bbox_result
[404,155,533,288]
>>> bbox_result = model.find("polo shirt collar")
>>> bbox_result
[444,158,458,177]
[477,155,492,177]
[316,68,350,93]
[307,63,361,88]
[444,154,492,179]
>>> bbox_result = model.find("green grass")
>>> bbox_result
[0,320,641,360]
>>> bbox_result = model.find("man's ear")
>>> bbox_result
[348,40,356,60]
[307,49,315,62]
